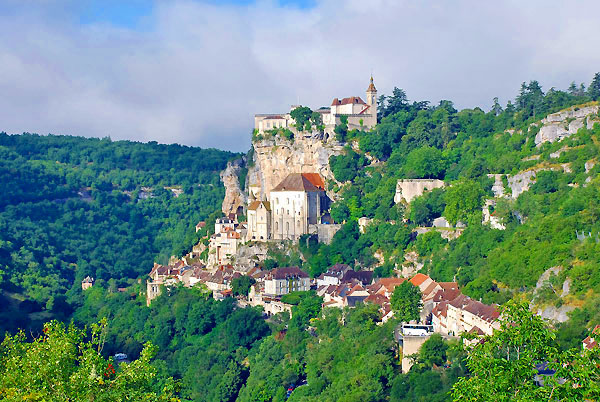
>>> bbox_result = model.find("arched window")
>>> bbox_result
[286,222,289,232]
[275,221,279,232]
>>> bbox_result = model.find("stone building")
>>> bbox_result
[81,276,94,290]
[246,200,271,241]
[264,266,310,296]
[270,173,327,241]
[254,76,378,135]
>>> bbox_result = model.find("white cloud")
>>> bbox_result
[1,0,599,151]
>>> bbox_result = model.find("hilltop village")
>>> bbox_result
[138,79,600,372]
[136,76,519,372]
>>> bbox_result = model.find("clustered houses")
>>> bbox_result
[146,260,246,305]
[317,269,501,334]
[431,291,501,336]
[209,217,247,266]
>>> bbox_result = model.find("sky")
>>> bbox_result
[1,0,600,152]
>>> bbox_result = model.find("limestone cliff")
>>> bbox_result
[248,134,344,201]
[534,103,599,146]
[221,158,247,216]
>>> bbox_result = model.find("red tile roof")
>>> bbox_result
[272,173,324,192]
[410,273,430,287]
[331,96,367,106]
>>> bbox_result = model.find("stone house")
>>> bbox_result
[246,200,271,241]
[316,263,351,287]
[146,264,182,306]
[264,266,310,296]
[209,222,246,266]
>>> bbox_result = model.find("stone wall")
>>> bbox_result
[309,223,343,244]
[394,179,445,204]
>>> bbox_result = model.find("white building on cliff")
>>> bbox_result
[254,76,378,136]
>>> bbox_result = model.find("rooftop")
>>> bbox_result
[272,173,325,192]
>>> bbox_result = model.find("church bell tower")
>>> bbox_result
[366,75,378,125]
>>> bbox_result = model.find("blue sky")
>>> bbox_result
[78,0,315,28]
[1,0,600,151]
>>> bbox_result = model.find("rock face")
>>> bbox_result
[507,164,571,199]
[537,305,575,323]
[394,179,445,204]
[482,199,505,230]
[534,104,600,146]
[248,135,344,201]
[508,170,539,199]
[221,158,247,216]
[487,174,506,198]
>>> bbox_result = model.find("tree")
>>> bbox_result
[390,282,422,323]
[231,275,256,297]
[403,146,446,179]
[289,291,323,330]
[0,320,179,401]
[589,72,600,100]
[418,333,448,368]
[452,301,600,401]
[290,106,313,131]
[491,97,503,116]
[443,179,485,225]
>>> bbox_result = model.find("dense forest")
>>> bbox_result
[0,134,235,335]
[2,74,600,401]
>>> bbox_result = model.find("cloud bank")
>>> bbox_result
[1,0,600,151]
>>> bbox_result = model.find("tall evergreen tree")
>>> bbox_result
[589,72,600,100]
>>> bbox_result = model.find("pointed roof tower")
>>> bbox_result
[367,75,377,93]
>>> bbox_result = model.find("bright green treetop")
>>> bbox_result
[0,320,179,401]
[390,281,422,323]
[452,301,600,401]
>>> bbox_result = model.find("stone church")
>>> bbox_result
[246,173,329,242]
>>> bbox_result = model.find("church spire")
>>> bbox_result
[367,75,377,93]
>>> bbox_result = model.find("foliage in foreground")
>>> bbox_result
[0,320,179,401]
[452,301,600,401]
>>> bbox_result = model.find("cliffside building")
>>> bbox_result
[270,173,327,241]
[254,76,378,136]
[246,200,271,241]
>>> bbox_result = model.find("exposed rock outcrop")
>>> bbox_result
[487,174,506,198]
[537,305,575,323]
[394,179,445,204]
[482,199,505,230]
[221,158,247,216]
[248,135,344,201]
[507,163,572,199]
[507,170,538,199]
[534,104,599,146]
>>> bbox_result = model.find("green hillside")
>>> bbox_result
[2,75,600,401]
[0,133,235,335]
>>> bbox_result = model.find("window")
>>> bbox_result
[286,222,289,232]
